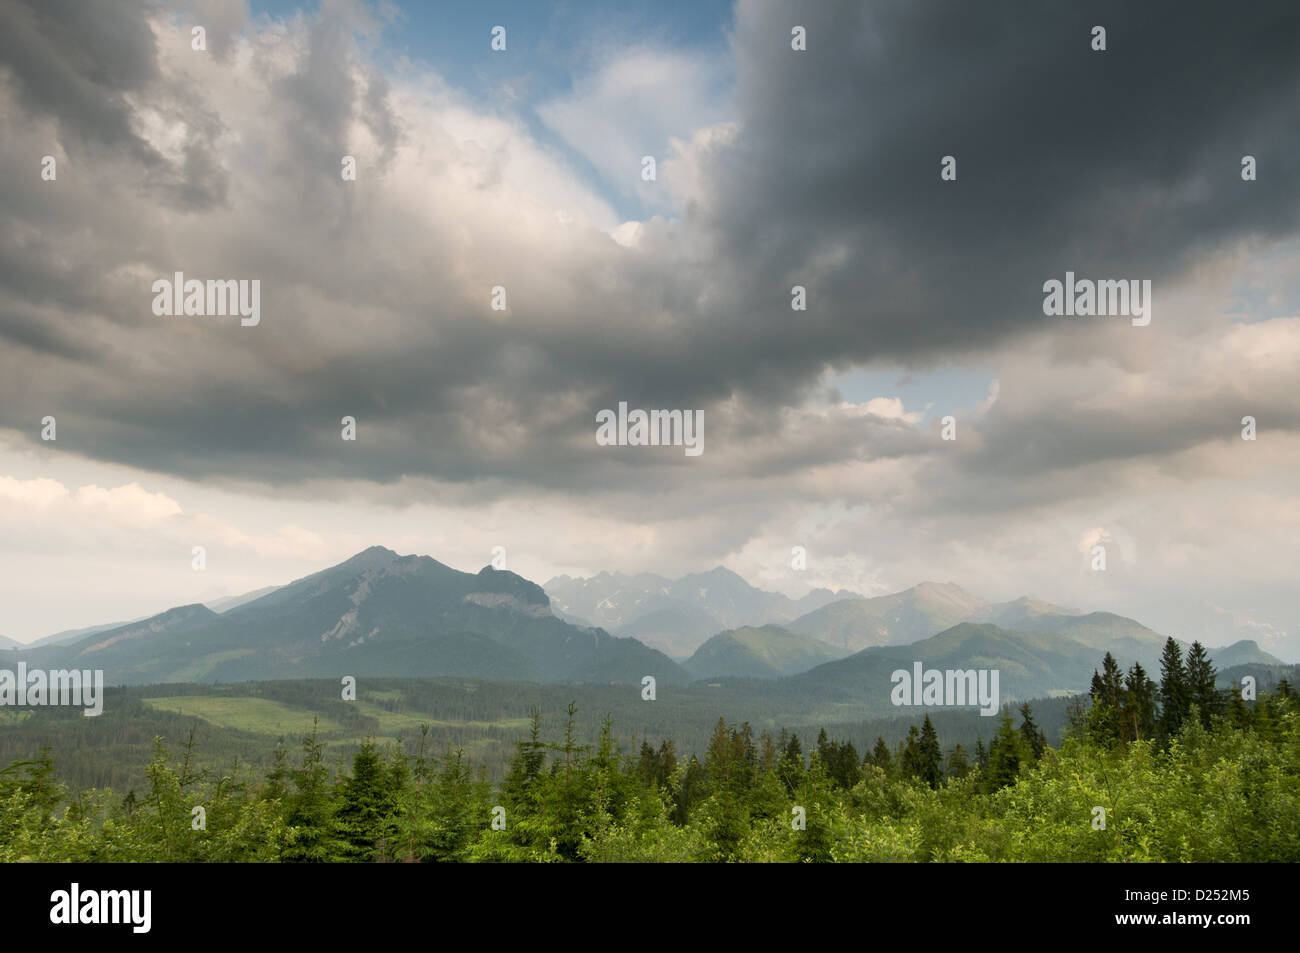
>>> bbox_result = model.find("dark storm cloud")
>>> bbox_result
[0,0,163,161]
[0,0,1297,498]
[682,0,1300,390]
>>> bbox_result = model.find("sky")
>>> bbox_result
[1,0,1298,658]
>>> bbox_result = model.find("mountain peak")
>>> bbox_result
[694,566,749,581]
[352,544,401,561]
[912,581,966,593]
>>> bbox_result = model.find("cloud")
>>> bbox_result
[536,46,732,208]
[0,0,1298,654]
[74,481,183,523]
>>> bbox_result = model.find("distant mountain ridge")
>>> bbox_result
[9,551,1285,694]
[785,581,989,651]
[684,625,850,679]
[543,567,859,656]
[13,547,685,686]
[204,586,281,614]
[767,622,1285,716]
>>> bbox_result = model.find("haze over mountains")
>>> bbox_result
[785,582,993,653]
[4,547,1288,714]
[543,567,858,657]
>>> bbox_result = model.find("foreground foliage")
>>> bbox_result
[2,643,1296,862]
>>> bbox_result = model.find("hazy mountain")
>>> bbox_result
[991,607,1277,668]
[786,582,990,651]
[1176,601,1296,662]
[0,634,20,650]
[15,547,686,686]
[784,622,1109,715]
[204,585,281,613]
[965,596,1078,629]
[614,605,723,658]
[775,621,1288,720]
[997,610,1168,656]
[543,567,858,656]
[22,616,154,649]
[684,625,851,679]
[1209,639,1285,669]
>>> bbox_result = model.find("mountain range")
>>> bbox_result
[5,548,1287,710]
[10,547,686,686]
[543,567,859,657]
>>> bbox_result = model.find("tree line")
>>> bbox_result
[1,639,1296,862]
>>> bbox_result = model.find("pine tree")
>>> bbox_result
[758,731,777,778]
[1018,703,1047,760]
[1121,662,1158,741]
[1086,654,1127,746]
[985,707,1028,792]
[899,725,922,783]
[264,737,290,802]
[832,739,860,790]
[657,740,677,788]
[636,740,658,788]
[1158,638,1189,741]
[1228,683,1251,729]
[1184,641,1221,727]
[870,736,891,774]
[423,747,487,862]
[672,755,706,826]
[945,744,971,779]
[334,739,404,862]
[917,716,943,789]
[778,733,804,795]
[816,727,831,765]
[283,720,346,862]
[705,717,737,797]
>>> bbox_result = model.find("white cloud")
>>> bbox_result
[536,47,732,208]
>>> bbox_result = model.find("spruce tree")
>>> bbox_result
[283,721,346,862]
[1184,641,1221,727]
[1158,638,1189,741]
[1122,662,1158,741]
[900,725,923,783]
[1018,703,1047,760]
[917,716,943,789]
[334,739,404,862]
[1087,668,1119,746]
[778,733,804,795]
[945,744,972,779]
[870,736,891,773]
[636,740,658,788]
[673,756,705,826]
[1228,683,1251,729]
[657,740,678,788]
[985,707,1028,792]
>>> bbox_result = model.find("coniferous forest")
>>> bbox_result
[3,641,1296,863]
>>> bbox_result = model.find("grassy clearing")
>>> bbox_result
[142,696,343,735]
